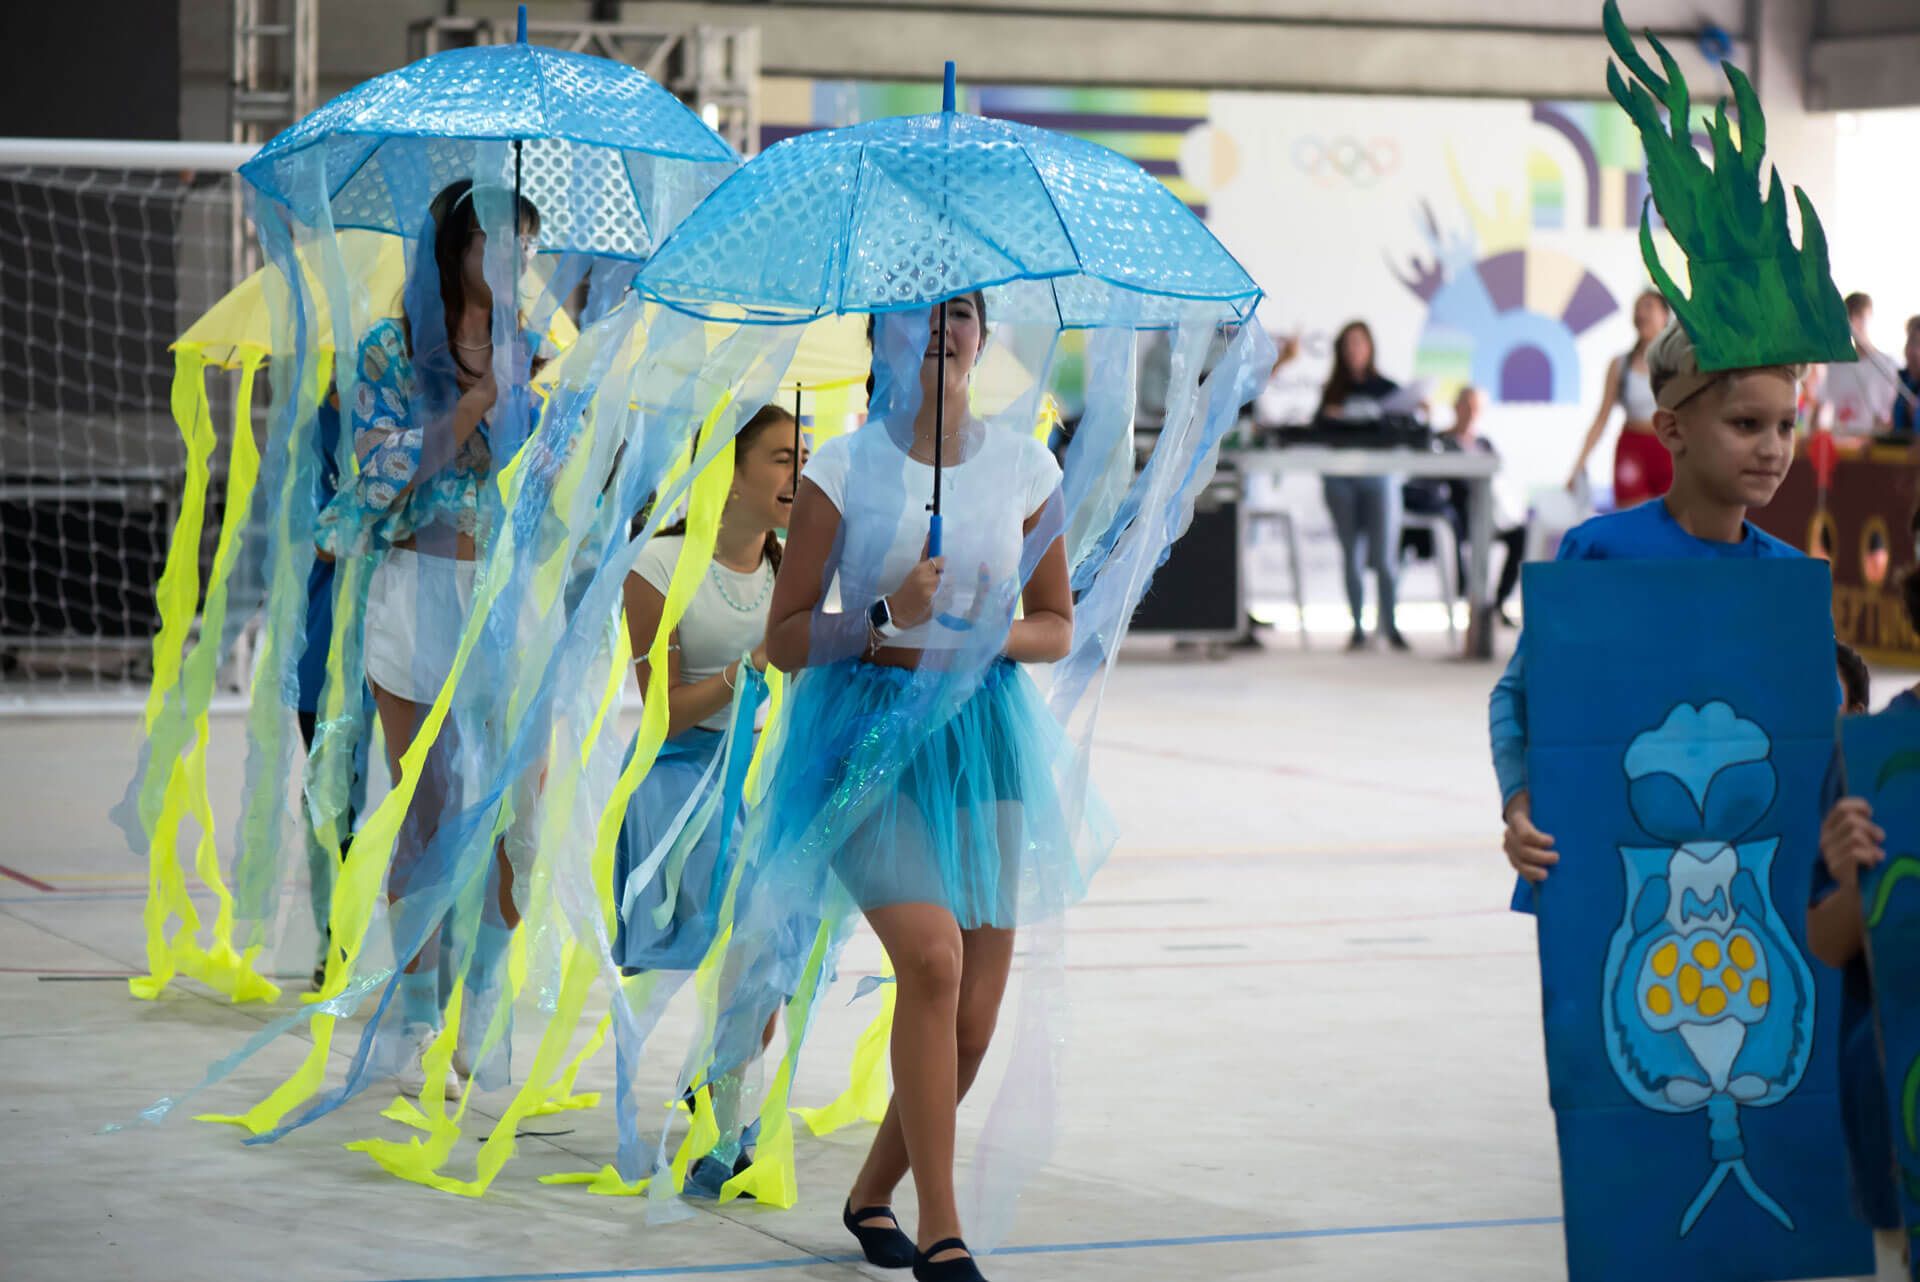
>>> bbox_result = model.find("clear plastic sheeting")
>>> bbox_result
[122,32,748,1198]
[580,94,1274,1238]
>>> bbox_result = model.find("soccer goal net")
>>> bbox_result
[0,139,257,711]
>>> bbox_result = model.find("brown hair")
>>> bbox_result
[400,179,542,366]
[1837,641,1871,713]
[1317,320,1378,415]
[654,402,796,572]
[1628,289,1672,365]
[1846,292,1873,319]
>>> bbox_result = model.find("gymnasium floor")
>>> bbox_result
[3,634,1906,1282]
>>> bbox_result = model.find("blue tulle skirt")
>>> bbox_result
[612,729,740,972]
[757,657,1106,931]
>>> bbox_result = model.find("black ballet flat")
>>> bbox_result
[843,1201,915,1269]
[913,1238,988,1282]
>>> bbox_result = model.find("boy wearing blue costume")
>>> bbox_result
[1495,0,1856,900]
[1493,317,1813,896]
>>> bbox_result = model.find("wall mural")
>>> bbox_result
[759,78,1664,493]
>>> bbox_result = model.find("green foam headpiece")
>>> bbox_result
[1604,0,1854,372]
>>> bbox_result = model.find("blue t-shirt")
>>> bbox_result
[1812,685,1920,1230]
[1892,369,1919,434]
[1490,499,1805,808]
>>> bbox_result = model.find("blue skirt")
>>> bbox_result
[612,729,741,972]
[758,658,1106,931]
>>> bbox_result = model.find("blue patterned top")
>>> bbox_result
[315,319,492,558]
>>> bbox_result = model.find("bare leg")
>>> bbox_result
[369,681,438,974]
[848,915,1016,1259]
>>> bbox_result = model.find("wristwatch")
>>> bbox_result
[868,597,902,639]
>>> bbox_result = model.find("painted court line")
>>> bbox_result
[0,863,57,893]
[372,1215,1562,1282]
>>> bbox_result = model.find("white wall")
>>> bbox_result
[1830,109,1920,353]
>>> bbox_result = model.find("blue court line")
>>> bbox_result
[371,1214,1562,1282]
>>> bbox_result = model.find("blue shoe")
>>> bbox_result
[685,1149,755,1201]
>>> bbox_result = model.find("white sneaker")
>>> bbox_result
[454,988,512,1093]
[395,1026,462,1102]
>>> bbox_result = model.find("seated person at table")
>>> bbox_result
[1401,386,1527,625]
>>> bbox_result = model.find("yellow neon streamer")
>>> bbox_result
[720,922,836,1209]
[793,955,895,1137]
[132,351,280,1003]
[138,347,215,736]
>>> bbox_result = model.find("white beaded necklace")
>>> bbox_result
[708,558,772,613]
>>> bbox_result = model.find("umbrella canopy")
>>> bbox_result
[240,38,739,261]
[635,105,1260,324]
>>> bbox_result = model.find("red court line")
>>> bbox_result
[0,864,57,893]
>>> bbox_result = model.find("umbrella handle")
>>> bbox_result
[928,513,943,560]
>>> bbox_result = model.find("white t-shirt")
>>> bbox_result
[630,534,772,732]
[802,422,1062,650]
[1823,347,1901,433]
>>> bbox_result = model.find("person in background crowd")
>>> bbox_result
[1888,315,1920,438]
[1567,289,1672,507]
[1819,292,1902,437]
[1402,386,1527,626]
[1317,320,1409,651]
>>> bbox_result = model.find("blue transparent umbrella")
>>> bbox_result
[239,8,739,261]
[635,64,1260,554]
[637,66,1258,322]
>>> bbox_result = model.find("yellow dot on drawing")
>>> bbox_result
[1698,986,1727,1017]
[1653,942,1679,977]
[1679,965,1702,1005]
[1729,936,1757,970]
[1750,979,1770,1008]
[1647,986,1673,1016]
[1693,939,1722,969]
[1723,968,1743,993]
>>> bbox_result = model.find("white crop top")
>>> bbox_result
[630,535,772,732]
[801,422,1062,650]
[1619,363,1658,422]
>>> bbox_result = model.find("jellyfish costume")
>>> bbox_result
[125,29,748,1196]
[548,68,1274,1232]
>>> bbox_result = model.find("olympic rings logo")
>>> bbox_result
[1289,135,1401,188]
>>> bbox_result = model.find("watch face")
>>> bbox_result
[868,599,890,629]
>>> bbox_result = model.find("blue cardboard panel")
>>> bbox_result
[1850,707,1920,1278]
[1523,558,1869,1282]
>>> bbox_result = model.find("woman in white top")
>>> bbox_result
[759,291,1076,1282]
[613,403,798,1197]
[614,403,798,973]
[1567,289,1673,507]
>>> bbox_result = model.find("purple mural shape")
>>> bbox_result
[1392,201,1619,405]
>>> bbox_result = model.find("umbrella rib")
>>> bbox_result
[833,142,874,318]
[1015,139,1085,279]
